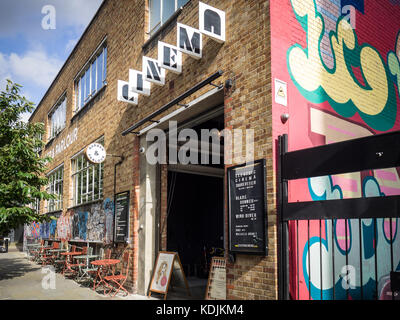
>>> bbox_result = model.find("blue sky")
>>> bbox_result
[0,0,103,121]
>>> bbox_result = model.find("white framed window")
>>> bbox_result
[71,137,104,206]
[29,198,40,214]
[75,44,107,113]
[48,96,66,140]
[34,130,43,154]
[46,165,64,213]
[149,0,189,35]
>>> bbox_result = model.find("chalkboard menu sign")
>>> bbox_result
[114,191,130,242]
[228,159,267,255]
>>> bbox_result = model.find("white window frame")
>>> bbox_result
[34,130,43,154]
[46,164,64,213]
[71,137,104,207]
[74,40,107,114]
[148,0,189,35]
[48,94,67,140]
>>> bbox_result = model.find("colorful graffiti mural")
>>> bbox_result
[302,174,400,300]
[287,0,397,131]
[271,0,400,299]
[57,215,72,241]
[104,198,114,244]
[23,199,115,243]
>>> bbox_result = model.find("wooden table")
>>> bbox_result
[91,259,120,293]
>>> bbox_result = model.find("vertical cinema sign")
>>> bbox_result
[117,2,225,104]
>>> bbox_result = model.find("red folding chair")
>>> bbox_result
[41,241,59,265]
[104,251,131,297]
[69,246,88,272]
[62,245,77,276]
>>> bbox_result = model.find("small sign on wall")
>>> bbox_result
[114,191,130,242]
[228,159,268,255]
[274,78,287,107]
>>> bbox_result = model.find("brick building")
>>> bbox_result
[27,0,400,300]
[27,0,275,299]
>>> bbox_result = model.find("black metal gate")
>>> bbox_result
[278,132,400,300]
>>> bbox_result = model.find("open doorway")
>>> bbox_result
[166,112,225,299]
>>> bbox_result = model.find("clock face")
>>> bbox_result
[86,143,106,164]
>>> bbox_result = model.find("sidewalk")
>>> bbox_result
[0,244,156,300]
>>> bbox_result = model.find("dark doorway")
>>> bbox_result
[167,171,224,298]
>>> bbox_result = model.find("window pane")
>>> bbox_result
[162,0,175,24]
[85,69,90,101]
[77,174,81,205]
[177,0,188,8]
[91,60,96,94]
[81,73,84,104]
[80,76,84,109]
[49,97,66,139]
[97,51,103,91]
[47,166,63,212]
[103,47,107,83]
[60,99,66,128]
[77,79,81,110]
[77,156,82,172]
[149,0,161,32]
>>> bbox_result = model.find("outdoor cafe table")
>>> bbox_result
[61,251,83,275]
[73,254,99,281]
[48,249,68,253]
[48,248,67,261]
[91,259,120,292]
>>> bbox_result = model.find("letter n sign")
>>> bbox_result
[177,23,202,59]
[143,56,165,86]
[117,80,138,105]
[199,2,225,43]
[129,69,151,96]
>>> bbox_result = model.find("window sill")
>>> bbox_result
[142,7,183,52]
[45,210,62,216]
[70,83,107,123]
[45,128,65,149]
[67,198,103,211]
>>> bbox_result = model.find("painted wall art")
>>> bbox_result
[271,0,400,300]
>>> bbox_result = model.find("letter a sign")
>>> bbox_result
[199,2,225,43]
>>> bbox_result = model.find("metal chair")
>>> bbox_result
[62,245,77,276]
[41,241,59,265]
[77,247,99,284]
[53,242,68,272]
[103,250,131,297]
[69,246,87,273]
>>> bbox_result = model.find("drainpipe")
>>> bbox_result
[108,154,124,247]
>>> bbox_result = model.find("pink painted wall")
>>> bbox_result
[270,0,400,300]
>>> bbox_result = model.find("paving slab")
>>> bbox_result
[0,244,156,301]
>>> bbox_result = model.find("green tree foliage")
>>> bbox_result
[0,80,55,236]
